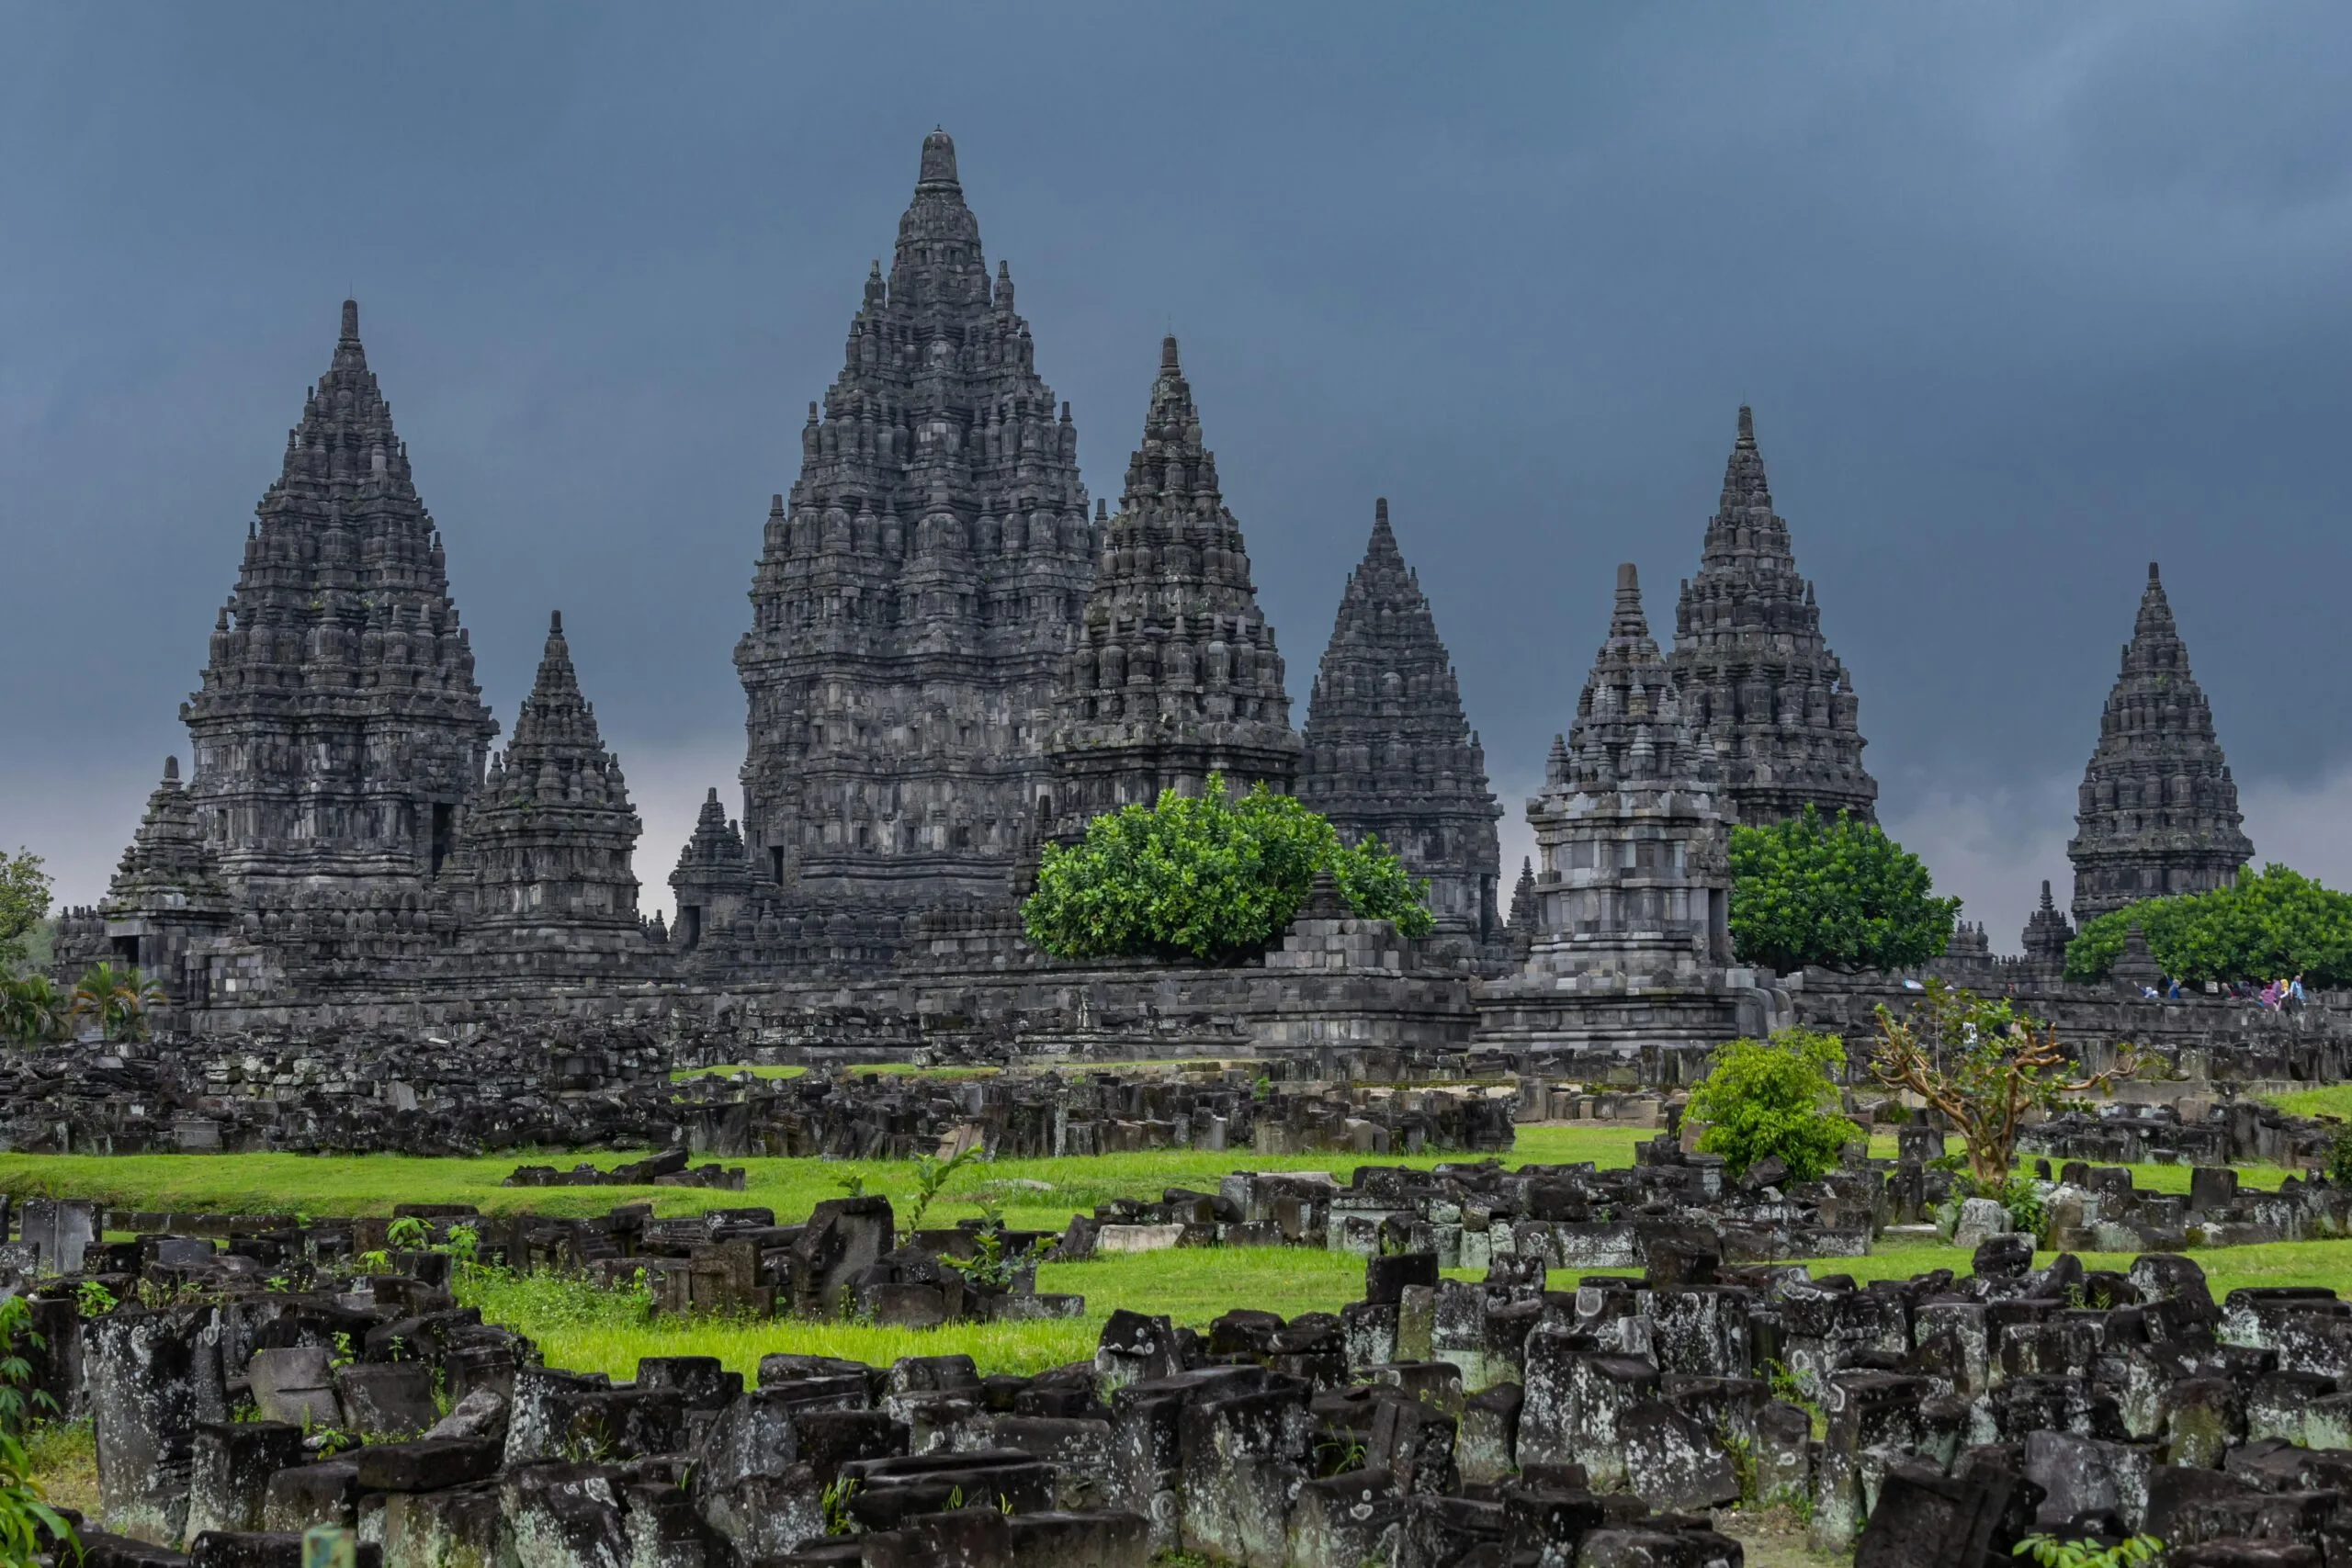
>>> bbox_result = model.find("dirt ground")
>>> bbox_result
[1715,1506,1851,1567]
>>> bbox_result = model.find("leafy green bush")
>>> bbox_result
[2328,1126,2352,1188]
[1023,777,1433,963]
[0,977,64,1047]
[2066,863,2352,986]
[2014,1533,2162,1568]
[1728,806,1959,975]
[0,1295,73,1562]
[1684,1029,1861,1182]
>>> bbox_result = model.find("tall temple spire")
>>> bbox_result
[2065,561,2251,926]
[1299,498,1501,951]
[1046,335,1299,839]
[447,613,643,944]
[733,128,1095,913]
[1666,405,1876,826]
[178,298,496,906]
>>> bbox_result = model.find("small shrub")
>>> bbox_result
[2013,1534,2163,1568]
[0,1296,73,1562]
[1684,1029,1860,1182]
[2329,1126,2352,1187]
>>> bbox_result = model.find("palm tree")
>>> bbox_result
[0,976,62,1045]
[121,972,167,1040]
[68,963,153,1041]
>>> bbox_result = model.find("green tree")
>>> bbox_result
[69,963,165,1042]
[0,851,51,976]
[1870,979,2134,1188]
[1728,807,1959,975]
[1684,1028,1861,1182]
[1023,777,1434,964]
[2065,863,2352,986]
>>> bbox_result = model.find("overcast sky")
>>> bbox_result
[5,3,2350,940]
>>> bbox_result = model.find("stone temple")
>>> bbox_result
[179,299,498,917]
[2065,561,2254,926]
[1297,499,1502,958]
[1044,335,1300,842]
[1476,565,1768,1077]
[732,128,1096,916]
[51,128,2291,1073]
[1667,406,1876,827]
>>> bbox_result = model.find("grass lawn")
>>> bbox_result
[481,1234,2352,1384]
[0,1125,1646,1233]
[2265,1083,2352,1122]
[10,1125,2352,1380]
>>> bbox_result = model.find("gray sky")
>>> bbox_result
[5,3,2350,939]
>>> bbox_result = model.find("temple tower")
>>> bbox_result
[2066,563,2252,925]
[669,789,756,952]
[734,129,1096,911]
[2021,879,2075,977]
[179,300,498,908]
[1046,335,1300,837]
[447,614,645,953]
[1667,407,1876,826]
[1298,499,1501,948]
[95,757,236,1001]
[1522,565,1733,976]
[1475,566,1753,1076]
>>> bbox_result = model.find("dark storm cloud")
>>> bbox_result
[4,3,2349,932]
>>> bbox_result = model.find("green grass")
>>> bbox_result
[0,1126,1644,1233]
[2265,1084,2352,1122]
[476,1235,2352,1383]
[465,1246,1403,1379]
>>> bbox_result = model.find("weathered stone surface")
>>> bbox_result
[90,1305,228,1543]
[186,1421,306,1540]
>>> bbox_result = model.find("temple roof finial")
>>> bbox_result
[1736,404,1755,447]
[917,127,959,188]
[340,299,359,341]
[1160,333,1181,373]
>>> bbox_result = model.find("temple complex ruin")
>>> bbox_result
[732,128,1096,913]
[49,129,2304,1077]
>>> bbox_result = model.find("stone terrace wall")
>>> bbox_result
[1792,968,2352,1084]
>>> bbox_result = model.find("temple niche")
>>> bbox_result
[2066,562,2253,927]
[1298,499,1503,960]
